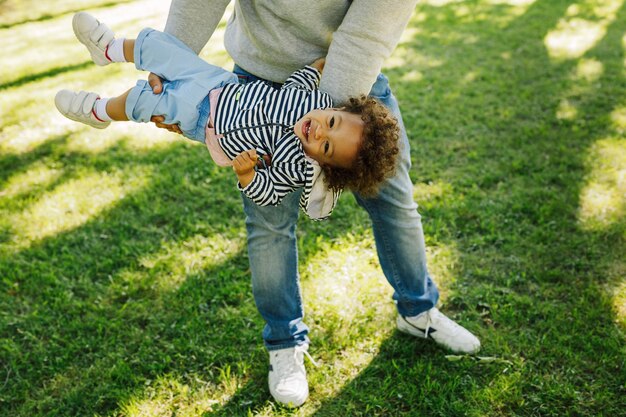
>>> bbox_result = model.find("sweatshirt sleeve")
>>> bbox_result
[164,0,232,54]
[282,66,321,91]
[238,163,307,206]
[319,0,419,103]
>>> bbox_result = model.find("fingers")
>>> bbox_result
[150,115,182,134]
[146,74,180,135]
[256,153,272,169]
[148,72,163,94]
[233,149,258,174]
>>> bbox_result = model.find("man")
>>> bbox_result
[151,0,481,407]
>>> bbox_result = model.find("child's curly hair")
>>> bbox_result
[321,95,400,196]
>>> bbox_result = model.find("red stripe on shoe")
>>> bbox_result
[104,44,113,62]
[92,104,106,123]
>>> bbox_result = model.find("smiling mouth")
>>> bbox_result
[302,120,311,141]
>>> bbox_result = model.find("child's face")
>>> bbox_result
[294,108,364,168]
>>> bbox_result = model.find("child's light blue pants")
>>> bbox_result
[126,28,238,142]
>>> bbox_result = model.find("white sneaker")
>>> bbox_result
[397,307,481,354]
[55,90,110,129]
[72,12,115,66]
[268,344,314,407]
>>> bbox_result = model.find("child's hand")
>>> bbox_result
[233,149,258,187]
[310,57,326,73]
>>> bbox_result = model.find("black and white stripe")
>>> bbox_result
[213,66,334,214]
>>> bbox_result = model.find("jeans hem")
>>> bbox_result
[265,340,309,351]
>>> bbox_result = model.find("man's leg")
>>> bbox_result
[242,189,311,407]
[242,190,309,349]
[234,65,310,407]
[358,74,480,354]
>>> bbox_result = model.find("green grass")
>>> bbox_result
[1,0,624,416]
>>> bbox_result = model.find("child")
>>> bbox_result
[55,13,400,219]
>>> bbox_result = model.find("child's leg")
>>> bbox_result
[101,90,132,121]
[123,40,135,63]
[133,28,237,86]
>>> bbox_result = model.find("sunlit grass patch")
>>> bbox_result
[6,166,151,248]
[556,98,579,120]
[301,231,461,334]
[0,160,63,199]
[486,0,536,6]
[578,137,626,230]
[115,374,225,417]
[130,232,245,293]
[413,180,453,203]
[544,0,623,60]
[610,106,626,133]
[384,48,444,72]
[0,0,128,27]
[0,2,168,88]
[610,271,626,327]
[302,233,391,326]
[573,57,605,82]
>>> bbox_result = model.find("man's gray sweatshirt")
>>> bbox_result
[164,0,418,104]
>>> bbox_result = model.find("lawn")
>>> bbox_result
[1,0,624,416]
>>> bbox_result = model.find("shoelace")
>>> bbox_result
[273,345,318,378]
[427,308,462,338]
[296,345,319,368]
[423,309,433,339]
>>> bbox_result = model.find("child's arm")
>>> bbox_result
[233,149,307,207]
[282,57,326,91]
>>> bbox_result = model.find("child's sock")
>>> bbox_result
[105,38,127,63]
[93,98,112,122]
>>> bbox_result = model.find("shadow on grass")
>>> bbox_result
[0,138,262,414]
[1,0,625,416]
[0,62,92,92]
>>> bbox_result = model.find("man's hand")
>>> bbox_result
[233,149,258,187]
[148,72,164,94]
[311,57,326,73]
[148,72,183,135]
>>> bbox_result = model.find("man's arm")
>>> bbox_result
[163,0,231,54]
[319,0,419,103]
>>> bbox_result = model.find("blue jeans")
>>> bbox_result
[234,65,440,351]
